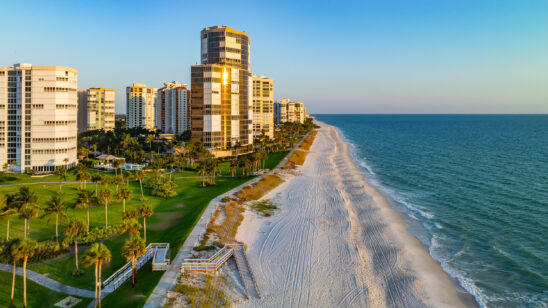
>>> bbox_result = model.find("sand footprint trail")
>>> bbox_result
[235,123,470,308]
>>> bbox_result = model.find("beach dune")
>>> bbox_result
[236,123,474,307]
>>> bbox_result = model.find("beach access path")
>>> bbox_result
[235,123,473,308]
[0,263,94,298]
[144,134,308,308]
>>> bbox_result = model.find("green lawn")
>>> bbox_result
[0,168,110,185]
[0,270,91,307]
[0,151,289,306]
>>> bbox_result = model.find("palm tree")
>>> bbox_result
[196,161,208,187]
[112,159,121,176]
[123,219,142,237]
[9,239,22,307]
[54,166,67,194]
[11,239,37,308]
[113,176,124,193]
[121,236,146,288]
[91,174,103,197]
[15,186,40,239]
[41,195,68,242]
[75,189,94,233]
[137,204,153,243]
[76,170,91,190]
[65,218,86,274]
[82,244,111,308]
[117,187,132,221]
[124,170,133,187]
[97,189,112,228]
[230,158,238,177]
[101,176,112,188]
[134,170,145,197]
[0,195,17,240]
[92,144,98,158]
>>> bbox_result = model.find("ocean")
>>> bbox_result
[315,115,548,308]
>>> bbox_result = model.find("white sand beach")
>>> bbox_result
[235,122,476,308]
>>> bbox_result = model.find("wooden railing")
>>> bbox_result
[102,243,169,289]
[180,245,235,272]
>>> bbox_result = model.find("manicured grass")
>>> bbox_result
[0,270,91,307]
[100,262,164,308]
[0,168,109,185]
[0,151,290,305]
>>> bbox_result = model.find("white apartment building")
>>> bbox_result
[252,75,274,139]
[155,81,190,134]
[77,87,115,133]
[126,83,157,130]
[274,98,308,124]
[0,63,78,173]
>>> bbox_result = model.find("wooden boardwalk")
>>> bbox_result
[181,244,260,300]
[102,243,170,293]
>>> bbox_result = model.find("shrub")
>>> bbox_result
[249,199,278,217]
[237,174,284,202]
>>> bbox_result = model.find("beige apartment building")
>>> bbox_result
[126,83,157,130]
[77,87,115,133]
[0,63,78,173]
[191,26,253,156]
[252,76,274,139]
[274,98,308,124]
[156,81,191,134]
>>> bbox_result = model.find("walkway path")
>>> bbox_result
[0,263,95,298]
[144,134,309,307]
[233,247,261,299]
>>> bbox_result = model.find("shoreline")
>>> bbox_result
[334,123,480,307]
[235,122,478,307]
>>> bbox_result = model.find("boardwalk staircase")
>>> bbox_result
[102,243,170,293]
[181,243,261,299]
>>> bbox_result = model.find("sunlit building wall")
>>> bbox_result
[191,26,253,155]
[126,83,157,130]
[0,63,78,173]
[274,98,308,124]
[252,75,274,139]
[77,87,115,133]
[156,81,191,134]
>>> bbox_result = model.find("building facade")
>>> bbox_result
[274,98,308,124]
[155,81,191,134]
[191,26,253,155]
[126,83,157,130]
[77,87,115,133]
[252,75,274,139]
[0,63,78,173]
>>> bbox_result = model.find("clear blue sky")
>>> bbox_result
[1,0,547,114]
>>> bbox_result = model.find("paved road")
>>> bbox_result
[0,263,95,298]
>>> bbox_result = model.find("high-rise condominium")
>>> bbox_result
[77,87,115,133]
[0,63,78,173]
[274,98,308,124]
[191,26,253,155]
[156,81,191,134]
[126,83,157,130]
[252,75,274,139]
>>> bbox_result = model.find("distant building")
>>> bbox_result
[77,87,115,133]
[191,26,253,156]
[274,98,307,124]
[126,83,157,130]
[252,76,274,139]
[0,63,78,173]
[155,81,190,134]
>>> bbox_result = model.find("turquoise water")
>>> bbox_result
[315,115,548,308]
